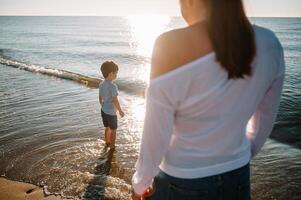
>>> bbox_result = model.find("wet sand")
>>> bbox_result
[0,177,64,200]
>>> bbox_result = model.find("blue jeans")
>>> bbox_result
[146,164,250,200]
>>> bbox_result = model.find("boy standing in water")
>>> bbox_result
[99,61,124,149]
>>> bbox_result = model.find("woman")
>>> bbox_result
[132,0,285,199]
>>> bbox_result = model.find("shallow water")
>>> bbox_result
[0,17,301,199]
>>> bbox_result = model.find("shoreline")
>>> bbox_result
[0,177,65,200]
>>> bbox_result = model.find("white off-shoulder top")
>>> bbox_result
[132,25,285,195]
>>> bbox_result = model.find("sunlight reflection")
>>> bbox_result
[127,14,171,58]
[132,100,146,123]
[136,64,151,85]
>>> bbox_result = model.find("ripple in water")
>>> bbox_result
[30,141,132,200]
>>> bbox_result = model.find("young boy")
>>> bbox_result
[99,61,124,149]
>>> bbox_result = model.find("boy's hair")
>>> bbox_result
[100,61,119,78]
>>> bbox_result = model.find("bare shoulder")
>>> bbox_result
[155,27,186,45]
[150,27,188,79]
[151,23,212,80]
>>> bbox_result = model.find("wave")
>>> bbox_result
[0,56,101,88]
[0,55,146,96]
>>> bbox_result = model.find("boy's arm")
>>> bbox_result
[99,96,103,105]
[99,85,103,105]
[112,96,124,117]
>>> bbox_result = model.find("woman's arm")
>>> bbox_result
[132,32,177,196]
[132,89,175,195]
[246,41,285,158]
[246,73,285,157]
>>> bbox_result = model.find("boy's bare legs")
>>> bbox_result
[110,129,116,149]
[105,127,111,146]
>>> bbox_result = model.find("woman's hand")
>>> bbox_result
[131,191,142,200]
[131,184,155,200]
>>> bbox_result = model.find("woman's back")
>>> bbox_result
[144,24,285,178]
[131,1,285,198]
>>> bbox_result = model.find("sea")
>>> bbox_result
[0,16,300,200]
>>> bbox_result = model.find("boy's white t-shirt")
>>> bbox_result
[132,25,286,195]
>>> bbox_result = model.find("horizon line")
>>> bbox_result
[0,15,301,18]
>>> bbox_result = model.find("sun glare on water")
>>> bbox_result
[126,14,171,58]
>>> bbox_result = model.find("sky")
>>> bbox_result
[0,0,300,17]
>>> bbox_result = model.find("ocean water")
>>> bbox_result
[0,16,300,200]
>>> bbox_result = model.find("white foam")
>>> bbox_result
[0,56,101,88]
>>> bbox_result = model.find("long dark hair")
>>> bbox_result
[206,0,256,79]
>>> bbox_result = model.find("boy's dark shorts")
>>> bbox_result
[101,110,117,130]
